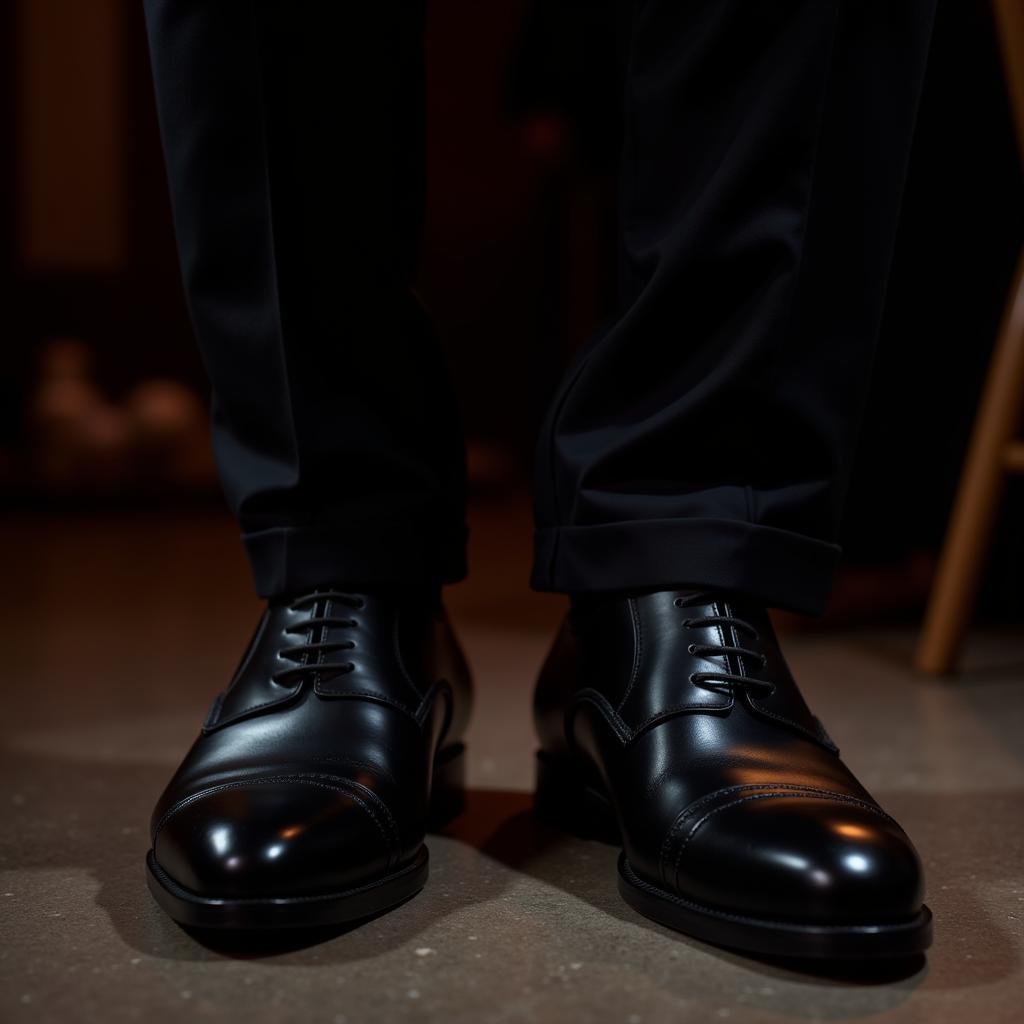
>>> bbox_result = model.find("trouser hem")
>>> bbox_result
[530,517,840,616]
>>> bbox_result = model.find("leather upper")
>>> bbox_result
[535,590,925,924]
[151,588,471,899]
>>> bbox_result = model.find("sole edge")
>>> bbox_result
[618,853,933,960]
[146,845,429,930]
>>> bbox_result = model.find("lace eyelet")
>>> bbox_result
[687,643,697,655]
[681,618,693,629]
[673,598,684,607]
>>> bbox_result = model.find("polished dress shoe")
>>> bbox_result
[146,587,471,929]
[534,589,931,959]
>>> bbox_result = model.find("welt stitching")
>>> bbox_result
[150,853,423,906]
[623,858,926,933]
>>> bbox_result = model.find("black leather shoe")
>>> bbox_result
[146,587,471,929]
[534,589,932,960]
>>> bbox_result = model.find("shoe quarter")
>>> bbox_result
[203,607,305,731]
[615,593,732,735]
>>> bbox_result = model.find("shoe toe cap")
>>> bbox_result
[153,777,398,899]
[669,793,924,923]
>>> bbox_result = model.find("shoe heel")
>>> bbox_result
[534,750,619,842]
[427,742,466,828]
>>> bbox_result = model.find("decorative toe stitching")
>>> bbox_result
[153,773,401,868]
[658,783,900,889]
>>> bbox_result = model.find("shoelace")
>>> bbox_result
[270,590,365,685]
[676,599,776,698]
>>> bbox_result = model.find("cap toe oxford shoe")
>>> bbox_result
[534,590,931,960]
[146,588,471,929]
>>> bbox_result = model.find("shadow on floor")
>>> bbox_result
[2,745,1018,1001]
[460,791,1015,993]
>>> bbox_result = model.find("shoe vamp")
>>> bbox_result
[606,709,871,865]
[152,688,428,827]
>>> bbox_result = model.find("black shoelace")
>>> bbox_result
[270,590,364,685]
[676,599,776,699]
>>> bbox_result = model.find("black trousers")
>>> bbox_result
[143,0,936,615]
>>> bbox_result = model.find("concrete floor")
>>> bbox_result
[1,497,1023,1023]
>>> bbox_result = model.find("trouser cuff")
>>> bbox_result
[531,517,841,616]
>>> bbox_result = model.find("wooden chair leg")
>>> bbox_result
[915,250,1024,674]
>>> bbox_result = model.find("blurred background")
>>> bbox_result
[2,4,1024,1022]
[1,0,1022,625]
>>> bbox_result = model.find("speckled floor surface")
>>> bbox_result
[2,497,1022,1023]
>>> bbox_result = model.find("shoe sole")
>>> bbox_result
[535,750,933,960]
[145,743,465,930]
[145,845,430,930]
